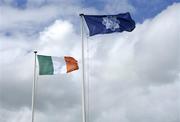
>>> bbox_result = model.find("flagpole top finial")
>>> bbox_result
[79,13,84,16]
[34,51,37,54]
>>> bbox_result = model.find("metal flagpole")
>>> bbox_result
[32,51,37,122]
[80,14,87,122]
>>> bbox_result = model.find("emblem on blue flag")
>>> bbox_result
[102,16,120,31]
[82,12,135,36]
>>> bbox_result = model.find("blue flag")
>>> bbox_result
[82,12,135,36]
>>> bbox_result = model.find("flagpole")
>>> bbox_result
[80,14,87,122]
[32,51,37,122]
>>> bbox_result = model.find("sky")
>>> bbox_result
[0,0,180,122]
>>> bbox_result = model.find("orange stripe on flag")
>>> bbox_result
[64,56,79,73]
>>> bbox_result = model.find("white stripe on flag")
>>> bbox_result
[51,56,66,74]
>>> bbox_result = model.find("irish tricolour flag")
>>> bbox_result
[37,55,79,75]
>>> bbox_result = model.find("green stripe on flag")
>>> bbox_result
[37,55,54,75]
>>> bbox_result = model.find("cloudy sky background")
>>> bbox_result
[0,0,180,122]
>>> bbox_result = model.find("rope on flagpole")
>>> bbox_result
[86,32,90,122]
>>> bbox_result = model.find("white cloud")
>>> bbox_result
[0,107,31,122]
[133,3,180,84]
[103,0,135,14]
[0,1,100,37]
[0,5,60,32]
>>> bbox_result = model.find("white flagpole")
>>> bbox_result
[32,51,37,122]
[80,14,87,122]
